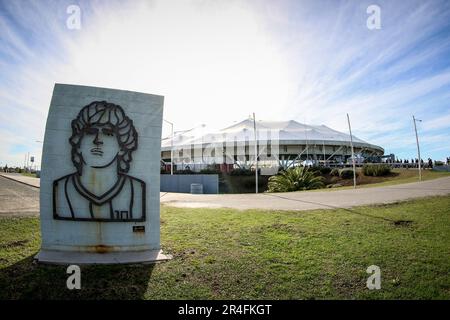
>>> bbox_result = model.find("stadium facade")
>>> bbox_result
[161,118,384,173]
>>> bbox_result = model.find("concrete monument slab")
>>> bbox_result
[35,83,171,264]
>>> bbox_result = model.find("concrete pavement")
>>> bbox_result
[161,177,450,211]
[1,172,450,214]
[0,173,40,188]
[0,174,39,216]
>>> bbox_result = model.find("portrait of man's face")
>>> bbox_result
[79,124,121,168]
[52,100,146,222]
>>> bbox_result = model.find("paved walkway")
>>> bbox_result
[2,173,450,212]
[0,174,39,216]
[161,177,450,211]
[0,173,40,188]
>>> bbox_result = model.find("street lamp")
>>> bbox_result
[35,140,43,171]
[252,113,258,194]
[413,115,422,181]
[163,119,174,175]
[346,113,357,189]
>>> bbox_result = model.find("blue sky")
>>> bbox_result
[1,0,450,167]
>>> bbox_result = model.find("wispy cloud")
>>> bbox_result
[256,0,450,159]
[1,0,450,167]
[1,0,294,166]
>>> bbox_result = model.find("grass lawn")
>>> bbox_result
[314,169,450,192]
[0,195,449,299]
[20,172,38,178]
[221,168,450,193]
[358,168,450,187]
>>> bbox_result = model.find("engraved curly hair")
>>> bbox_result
[69,101,138,174]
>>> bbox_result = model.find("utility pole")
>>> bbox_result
[163,119,174,175]
[347,114,357,189]
[253,113,258,194]
[323,140,326,167]
[305,121,309,164]
[35,140,43,172]
[413,115,422,181]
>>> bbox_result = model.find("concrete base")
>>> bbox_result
[34,249,172,265]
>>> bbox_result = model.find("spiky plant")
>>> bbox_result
[267,166,325,192]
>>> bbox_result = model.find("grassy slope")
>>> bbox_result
[0,196,449,300]
[358,168,450,187]
[313,169,450,192]
[20,172,38,178]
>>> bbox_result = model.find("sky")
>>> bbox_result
[1,0,450,168]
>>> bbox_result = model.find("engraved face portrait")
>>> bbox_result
[53,101,146,222]
[79,125,121,168]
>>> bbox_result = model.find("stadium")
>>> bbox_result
[161,118,385,173]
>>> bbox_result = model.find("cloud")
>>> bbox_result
[1,0,450,167]
[257,0,450,159]
[424,114,450,131]
[0,0,294,166]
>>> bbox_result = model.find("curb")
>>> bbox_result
[0,174,40,189]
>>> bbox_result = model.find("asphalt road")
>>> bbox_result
[161,177,450,211]
[0,175,39,217]
[1,173,450,215]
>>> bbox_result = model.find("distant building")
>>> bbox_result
[161,118,384,173]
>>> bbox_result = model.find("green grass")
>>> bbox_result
[359,168,450,187]
[20,172,38,178]
[1,196,450,299]
[311,169,450,192]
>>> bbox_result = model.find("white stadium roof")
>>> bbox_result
[161,118,383,153]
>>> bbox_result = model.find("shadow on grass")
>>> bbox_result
[262,193,402,224]
[0,253,154,299]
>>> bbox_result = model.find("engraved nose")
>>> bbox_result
[93,131,103,145]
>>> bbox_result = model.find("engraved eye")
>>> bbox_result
[102,128,114,136]
[85,127,98,135]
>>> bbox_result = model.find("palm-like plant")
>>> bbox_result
[268,166,325,192]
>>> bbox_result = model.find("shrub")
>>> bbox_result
[199,164,221,174]
[339,168,357,179]
[229,168,253,176]
[268,166,325,192]
[330,168,340,176]
[434,161,444,166]
[174,169,195,174]
[309,166,321,173]
[200,168,221,174]
[320,167,332,175]
[363,164,391,177]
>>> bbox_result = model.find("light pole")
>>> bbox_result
[26,152,30,172]
[346,113,357,189]
[305,121,309,164]
[252,113,258,194]
[323,140,326,167]
[35,140,43,171]
[413,115,422,181]
[163,119,174,175]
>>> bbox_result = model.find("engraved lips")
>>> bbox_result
[90,147,103,156]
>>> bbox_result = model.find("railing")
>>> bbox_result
[326,162,432,169]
